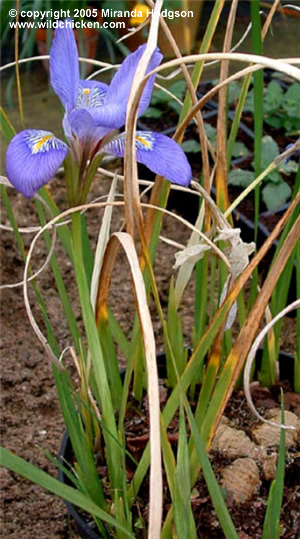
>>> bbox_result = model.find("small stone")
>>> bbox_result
[221,457,260,504]
[252,409,300,449]
[261,452,277,480]
[212,423,259,459]
[211,422,277,479]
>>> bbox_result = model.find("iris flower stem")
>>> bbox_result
[71,211,124,496]
[64,154,80,207]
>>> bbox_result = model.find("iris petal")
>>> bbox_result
[102,131,192,186]
[50,20,79,111]
[93,45,163,129]
[68,109,95,140]
[78,80,109,109]
[67,109,110,146]
[6,130,69,198]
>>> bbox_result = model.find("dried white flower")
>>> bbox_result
[216,226,256,328]
[173,243,211,269]
[214,226,242,246]
[215,226,255,279]
[226,241,256,279]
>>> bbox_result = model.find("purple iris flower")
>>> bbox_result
[6,20,192,200]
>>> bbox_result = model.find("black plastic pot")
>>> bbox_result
[254,348,295,384]
[58,433,102,539]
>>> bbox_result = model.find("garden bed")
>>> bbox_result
[1,172,298,538]
[1,23,299,535]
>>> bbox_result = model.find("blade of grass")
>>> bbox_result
[0,446,135,538]
[262,391,286,539]
[35,199,82,355]
[166,278,187,387]
[71,211,123,494]
[243,300,299,427]
[183,396,239,539]
[227,0,278,167]
[90,175,118,309]
[173,405,197,539]
[144,0,225,254]
[52,364,106,512]
[0,106,15,141]
[108,308,130,359]
[80,213,94,288]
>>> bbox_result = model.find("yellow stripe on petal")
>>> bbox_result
[136,135,151,148]
[32,134,53,154]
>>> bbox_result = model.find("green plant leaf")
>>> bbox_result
[283,116,300,133]
[0,106,16,142]
[152,89,170,105]
[264,81,284,114]
[173,405,197,539]
[244,88,254,113]
[169,80,187,99]
[262,181,292,210]
[228,81,241,105]
[52,365,106,510]
[232,141,250,158]
[142,106,162,119]
[165,278,187,387]
[265,115,285,129]
[267,170,282,184]
[204,122,217,147]
[183,398,239,539]
[282,82,300,118]
[181,139,201,153]
[262,392,286,539]
[228,169,255,187]
[71,212,122,493]
[150,80,186,113]
[260,136,279,170]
